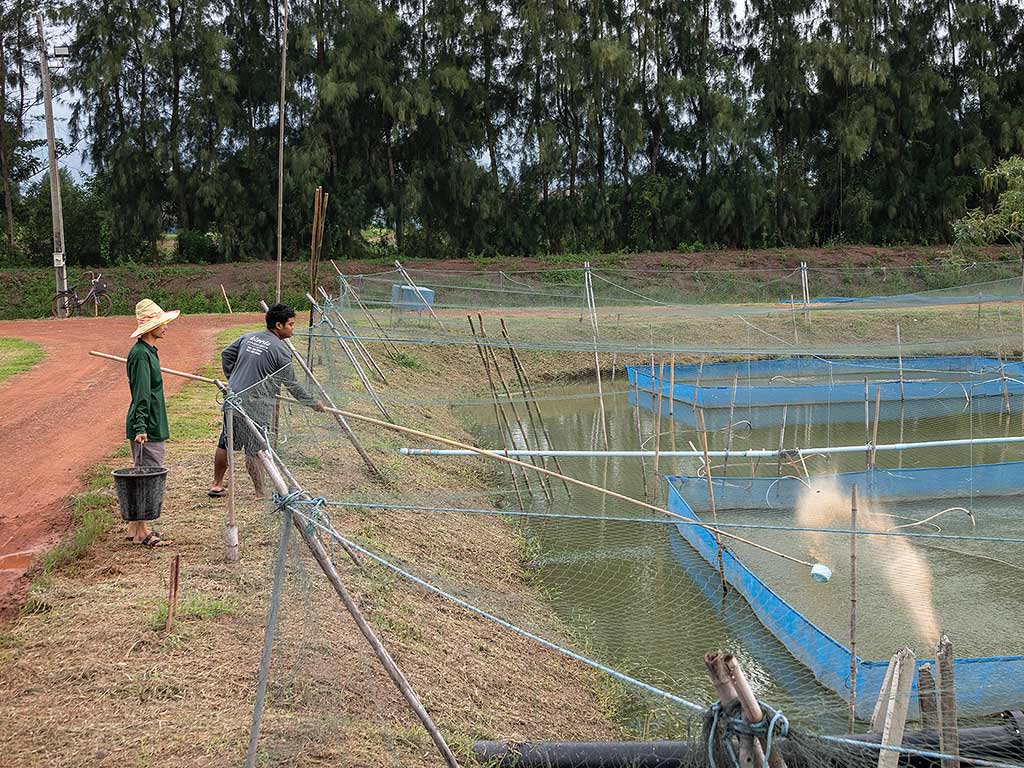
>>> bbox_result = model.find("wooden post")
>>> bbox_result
[224,406,239,562]
[165,554,181,633]
[668,353,676,421]
[254,451,460,768]
[896,324,905,401]
[917,663,940,732]
[699,410,726,590]
[220,284,233,314]
[870,387,882,469]
[776,405,788,476]
[633,380,649,498]
[704,652,763,766]
[584,262,609,450]
[936,635,960,768]
[654,362,664,485]
[724,653,787,768]
[864,379,871,469]
[877,647,916,768]
[849,483,858,731]
[870,654,898,732]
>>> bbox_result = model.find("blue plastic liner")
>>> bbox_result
[666,480,1024,718]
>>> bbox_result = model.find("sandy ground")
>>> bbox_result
[0,313,261,619]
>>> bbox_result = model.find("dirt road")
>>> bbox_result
[0,313,259,619]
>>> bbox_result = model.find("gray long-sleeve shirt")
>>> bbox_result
[222,330,316,424]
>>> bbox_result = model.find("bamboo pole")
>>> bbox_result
[705,652,763,766]
[90,350,219,384]
[477,315,552,502]
[280,395,820,568]
[305,293,391,421]
[220,284,233,314]
[870,387,882,469]
[864,378,871,469]
[654,362,664,485]
[254,451,459,768]
[224,406,239,562]
[668,353,676,420]
[791,295,799,344]
[699,409,726,589]
[896,324,905,401]
[331,264,402,359]
[776,405,788,476]
[468,316,529,508]
[319,286,388,383]
[849,483,858,731]
[724,653,787,768]
[244,503,291,768]
[584,262,609,450]
[936,635,960,768]
[999,352,1011,415]
[632,377,649,498]
[692,354,705,413]
[394,259,445,329]
[499,318,572,498]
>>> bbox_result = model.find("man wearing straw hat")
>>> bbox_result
[125,299,179,547]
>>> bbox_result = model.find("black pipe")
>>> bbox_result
[473,714,1024,768]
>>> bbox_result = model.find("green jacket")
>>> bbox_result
[125,339,169,442]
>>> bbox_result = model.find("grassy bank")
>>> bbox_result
[0,244,1019,320]
[0,324,627,767]
[0,338,44,383]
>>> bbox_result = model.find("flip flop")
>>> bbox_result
[140,532,172,548]
[207,489,227,498]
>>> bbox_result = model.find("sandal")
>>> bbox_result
[140,532,172,548]
[207,488,227,498]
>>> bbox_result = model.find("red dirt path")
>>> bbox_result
[0,313,260,620]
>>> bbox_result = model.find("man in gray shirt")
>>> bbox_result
[208,303,325,498]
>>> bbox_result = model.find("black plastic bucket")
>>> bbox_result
[112,466,168,522]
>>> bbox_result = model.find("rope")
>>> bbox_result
[705,700,790,768]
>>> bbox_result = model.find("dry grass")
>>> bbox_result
[0,323,625,768]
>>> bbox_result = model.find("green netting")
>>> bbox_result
[234,280,1024,767]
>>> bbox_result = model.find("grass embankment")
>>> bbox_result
[0,323,626,768]
[0,337,44,383]
[0,244,1019,320]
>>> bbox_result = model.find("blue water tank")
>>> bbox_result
[391,284,435,313]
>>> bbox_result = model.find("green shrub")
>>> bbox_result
[177,230,221,263]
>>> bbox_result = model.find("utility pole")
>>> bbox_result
[274,0,289,304]
[36,14,68,317]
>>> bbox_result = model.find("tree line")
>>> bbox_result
[1,0,1023,265]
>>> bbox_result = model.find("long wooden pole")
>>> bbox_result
[500,318,573,498]
[468,316,528,507]
[478,316,552,501]
[584,262,609,449]
[849,483,858,731]
[319,286,388,383]
[89,351,218,384]
[254,452,459,768]
[224,406,239,562]
[274,0,289,303]
[278,395,818,568]
[395,259,445,329]
[699,409,726,588]
[306,293,391,421]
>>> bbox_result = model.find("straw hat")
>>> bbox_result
[130,299,180,338]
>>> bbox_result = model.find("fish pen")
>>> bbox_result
[225,265,1024,767]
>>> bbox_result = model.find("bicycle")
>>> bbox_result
[51,271,114,317]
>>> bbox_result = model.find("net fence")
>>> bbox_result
[228,275,1024,767]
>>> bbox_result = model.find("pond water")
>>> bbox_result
[459,378,1024,731]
